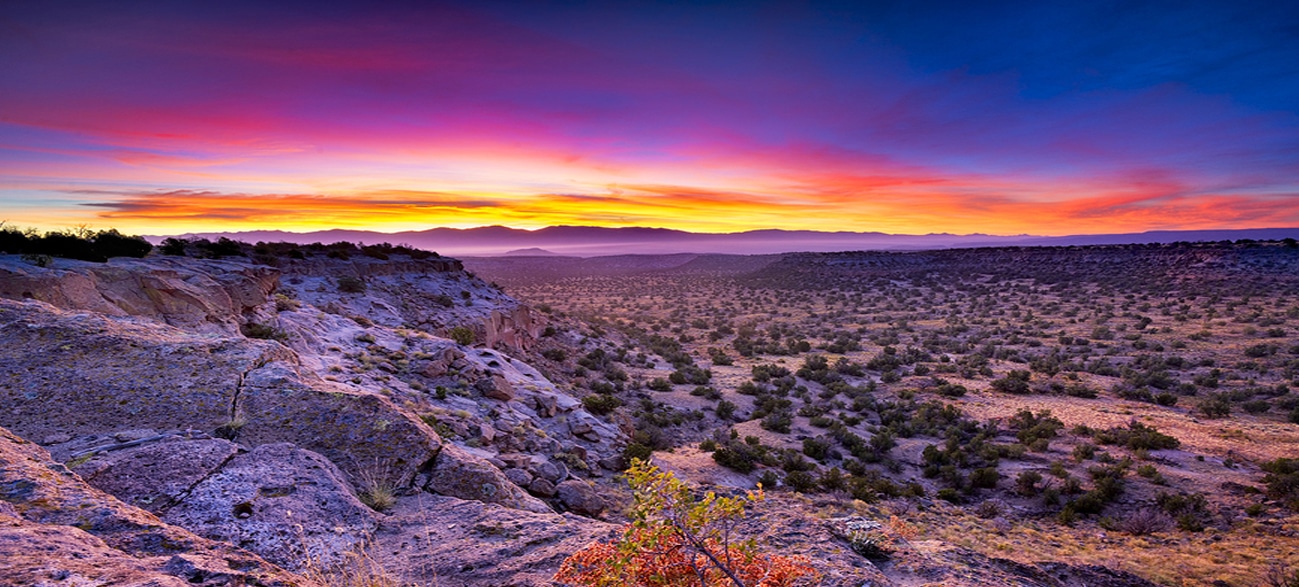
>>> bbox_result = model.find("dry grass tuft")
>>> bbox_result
[357,460,398,512]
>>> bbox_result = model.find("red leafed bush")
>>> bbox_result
[554,460,817,587]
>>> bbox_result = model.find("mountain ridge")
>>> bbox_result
[149,226,1299,257]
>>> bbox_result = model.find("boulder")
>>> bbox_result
[0,256,280,337]
[504,468,533,487]
[475,374,515,401]
[556,479,605,517]
[484,305,544,351]
[536,460,569,484]
[234,374,443,487]
[369,494,618,587]
[527,478,557,497]
[0,299,270,453]
[0,299,442,491]
[426,444,552,513]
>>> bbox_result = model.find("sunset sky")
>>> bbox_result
[2,0,1298,236]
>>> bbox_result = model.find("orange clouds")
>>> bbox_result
[68,180,1299,237]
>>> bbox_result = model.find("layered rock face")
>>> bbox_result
[0,256,278,336]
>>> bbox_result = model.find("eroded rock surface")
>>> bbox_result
[160,442,378,572]
[370,494,618,587]
[0,426,312,587]
[0,298,543,513]
[0,256,278,336]
[70,436,240,513]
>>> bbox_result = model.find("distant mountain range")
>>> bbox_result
[149,226,1299,257]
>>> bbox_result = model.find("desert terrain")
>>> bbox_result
[0,232,1295,587]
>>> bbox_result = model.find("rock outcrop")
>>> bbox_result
[159,442,379,571]
[0,298,549,514]
[0,426,312,587]
[0,256,279,336]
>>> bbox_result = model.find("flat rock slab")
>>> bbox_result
[161,442,378,572]
[72,437,241,514]
[0,426,310,587]
[371,494,618,587]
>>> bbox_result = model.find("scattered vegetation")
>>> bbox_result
[554,461,817,587]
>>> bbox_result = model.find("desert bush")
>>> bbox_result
[1118,507,1172,535]
[241,322,287,341]
[1261,458,1299,511]
[623,443,654,464]
[715,399,737,421]
[582,394,623,416]
[554,461,817,587]
[1093,421,1179,451]
[338,276,366,293]
[991,370,1032,394]
[760,410,793,433]
[447,326,475,345]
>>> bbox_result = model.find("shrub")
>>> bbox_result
[356,463,398,512]
[715,400,737,421]
[1198,394,1232,419]
[623,443,653,464]
[338,276,366,293]
[783,470,817,493]
[1016,471,1043,496]
[1118,507,1171,536]
[241,322,287,341]
[760,410,792,433]
[447,326,475,345]
[1093,421,1179,451]
[968,467,1000,490]
[991,370,1032,394]
[1261,458,1299,511]
[582,394,623,416]
[554,461,817,587]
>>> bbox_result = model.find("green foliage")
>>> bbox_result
[582,394,623,416]
[714,399,737,421]
[991,370,1032,394]
[1198,393,1232,419]
[623,443,653,464]
[1261,458,1299,511]
[447,326,475,345]
[1093,421,1180,451]
[241,322,287,341]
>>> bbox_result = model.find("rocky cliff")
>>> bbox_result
[0,251,626,583]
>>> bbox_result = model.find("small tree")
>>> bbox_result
[555,461,817,587]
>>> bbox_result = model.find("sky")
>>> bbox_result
[1,0,1298,236]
